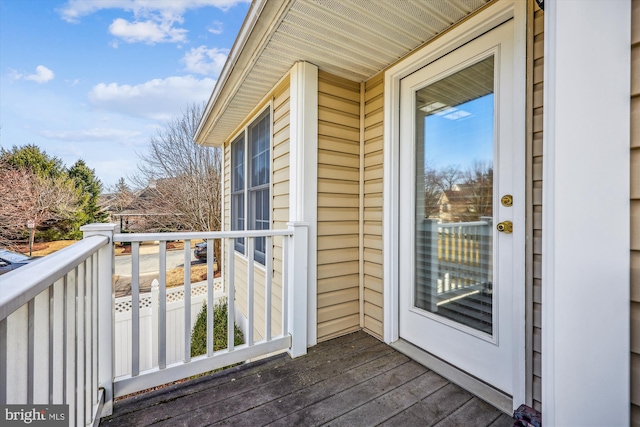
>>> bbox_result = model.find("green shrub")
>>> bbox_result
[190,298,244,357]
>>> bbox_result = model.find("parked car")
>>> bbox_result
[193,241,219,272]
[194,241,216,263]
[0,249,37,275]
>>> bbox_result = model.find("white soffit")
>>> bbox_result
[200,0,490,146]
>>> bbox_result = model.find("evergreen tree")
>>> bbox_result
[1,144,65,179]
[68,160,108,224]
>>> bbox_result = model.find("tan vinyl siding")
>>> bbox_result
[531,4,544,411]
[362,72,385,339]
[317,70,361,341]
[631,0,640,423]
[222,79,290,341]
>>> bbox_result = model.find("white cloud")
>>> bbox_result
[182,46,228,76]
[88,75,216,121]
[60,0,249,23]
[109,17,187,44]
[10,65,55,83]
[208,20,224,35]
[59,0,249,46]
[39,128,142,142]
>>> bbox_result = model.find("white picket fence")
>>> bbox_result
[114,279,224,377]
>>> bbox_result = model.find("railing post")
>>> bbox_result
[286,222,308,358]
[81,223,117,417]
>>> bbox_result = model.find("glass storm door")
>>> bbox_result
[398,21,518,394]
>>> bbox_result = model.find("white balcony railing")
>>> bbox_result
[0,222,309,427]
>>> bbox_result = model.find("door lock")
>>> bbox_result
[501,195,513,207]
[497,221,513,234]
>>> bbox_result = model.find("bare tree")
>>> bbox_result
[109,177,135,213]
[436,165,462,192]
[459,160,493,221]
[0,160,81,248]
[133,102,222,233]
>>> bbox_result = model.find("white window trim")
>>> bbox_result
[382,0,527,409]
[230,105,273,268]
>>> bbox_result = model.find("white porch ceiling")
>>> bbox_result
[198,0,491,146]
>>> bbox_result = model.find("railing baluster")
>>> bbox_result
[0,317,6,404]
[131,242,140,377]
[33,289,49,404]
[207,239,215,357]
[27,299,34,404]
[265,236,272,342]
[67,269,77,427]
[159,241,167,370]
[52,278,64,405]
[49,284,54,405]
[282,234,289,337]
[76,262,85,427]
[227,238,235,353]
[91,253,98,413]
[184,239,191,363]
[247,237,254,347]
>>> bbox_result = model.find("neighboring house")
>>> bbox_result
[99,180,177,232]
[194,0,636,425]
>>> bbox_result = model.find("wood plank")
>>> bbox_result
[216,348,405,427]
[327,371,449,426]
[379,382,473,427]
[267,361,427,427]
[434,397,503,427]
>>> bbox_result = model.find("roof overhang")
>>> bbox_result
[194,0,492,147]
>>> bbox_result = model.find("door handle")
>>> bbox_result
[497,221,513,234]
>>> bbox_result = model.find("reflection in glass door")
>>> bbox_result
[414,55,495,335]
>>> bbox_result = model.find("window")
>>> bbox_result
[231,109,270,264]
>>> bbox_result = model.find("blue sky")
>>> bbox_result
[0,0,250,189]
[424,94,494,173]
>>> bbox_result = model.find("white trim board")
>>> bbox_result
[382,0,527,410]
[541,1,631,425]
[289,61,319,347]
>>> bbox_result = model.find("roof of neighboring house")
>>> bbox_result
[194,0,491,147]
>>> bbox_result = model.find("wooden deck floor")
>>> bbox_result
[100,331,514,427]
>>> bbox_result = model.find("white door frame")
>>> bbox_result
[382,0,527,409]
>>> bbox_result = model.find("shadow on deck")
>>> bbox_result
[100,331,514,426]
